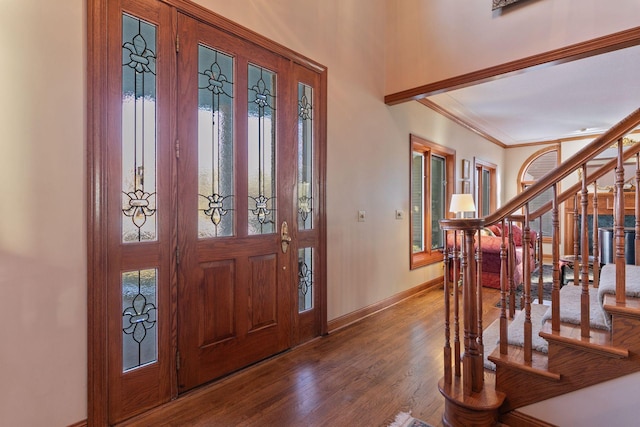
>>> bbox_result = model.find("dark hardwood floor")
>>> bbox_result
[118,285,503,427]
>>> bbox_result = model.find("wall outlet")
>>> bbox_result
[358,210,366,222]
[395,210,405,220]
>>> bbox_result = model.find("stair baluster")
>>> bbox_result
[537,215,544,304]
[593,182,600,288]
[522,207,533,363]
[477,229,484,367]
[573,194,580,273]
[615,139,627,303]
[452,231,461,377]
[443,234,452,385]
[551,183,560,332]
[499,219,508,355]
[580,164,591,338]
[508,220,516,319]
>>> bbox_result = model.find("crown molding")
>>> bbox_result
[417,98,507,148]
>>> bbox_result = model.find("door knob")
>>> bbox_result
[281,221,292,253]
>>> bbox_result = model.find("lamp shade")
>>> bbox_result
[449,193,476,215]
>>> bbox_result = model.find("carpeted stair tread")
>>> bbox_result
[483,304,549,371]
[505,304,549,353]
[598,264,640,327]
[541,284,609,330]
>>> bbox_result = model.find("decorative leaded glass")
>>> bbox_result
[297,83,313,230]
[121,14,158,243]
[298,248,313,312]
[198,44,235,238]
[247,64,276,235]
[122,268,157,371]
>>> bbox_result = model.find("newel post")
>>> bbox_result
[462,226,483,394]
[438,217,504,427]
[440,218,484,396]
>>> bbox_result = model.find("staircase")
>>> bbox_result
[491,266,640,412]
[438,108,640,427]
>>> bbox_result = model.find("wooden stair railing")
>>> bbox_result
[438,107,640,427]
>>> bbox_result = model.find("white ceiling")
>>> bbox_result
[426,44,640,146]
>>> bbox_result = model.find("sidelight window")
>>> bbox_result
[121,14,158,243]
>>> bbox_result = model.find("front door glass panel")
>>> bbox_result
[197,44,235,238]
[247,64,276,235]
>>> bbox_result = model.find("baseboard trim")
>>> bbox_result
[68,420,88,427]
[327,277,442,333]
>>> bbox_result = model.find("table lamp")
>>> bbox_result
[449,193,476,218]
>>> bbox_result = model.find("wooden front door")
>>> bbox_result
[91,0,326,423]
[175,14,295,391]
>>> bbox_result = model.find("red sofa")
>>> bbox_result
[447,224,537,289]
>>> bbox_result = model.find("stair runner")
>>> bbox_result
[483,263,640,370]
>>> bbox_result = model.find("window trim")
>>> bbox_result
[517,145,561,242]
[410,134,454,269]
[474,157,497,217]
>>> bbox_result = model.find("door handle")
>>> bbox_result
[281,221,292,253]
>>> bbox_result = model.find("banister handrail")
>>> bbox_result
[528,139,640,221]
[478,107,640,226]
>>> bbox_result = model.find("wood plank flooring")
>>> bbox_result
[118,285,503,427]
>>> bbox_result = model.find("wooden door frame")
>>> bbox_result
[87,0,328,424]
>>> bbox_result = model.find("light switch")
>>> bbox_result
[358,210,366,222]
[395,210,405,220]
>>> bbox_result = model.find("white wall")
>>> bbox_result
[0,1,86,426]
[0,0,633,425]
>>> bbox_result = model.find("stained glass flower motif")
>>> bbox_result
[200,61,233,98]
[123,294,156,344]
[250,194,273,224]
[299,94,312,120]
[123,189,156,229]
[123,33,156,74]
[201,193,231,226]
[251,76,274,110]
[298,260,312,295]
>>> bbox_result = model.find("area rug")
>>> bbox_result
[389,412,433,427]
[496,264,553,310]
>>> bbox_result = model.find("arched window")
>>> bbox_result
[518,146,560,239]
